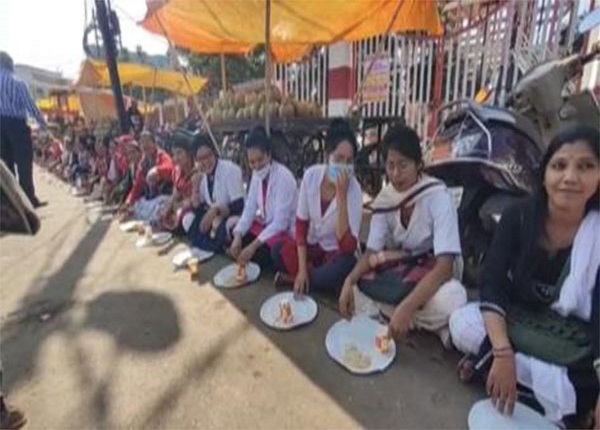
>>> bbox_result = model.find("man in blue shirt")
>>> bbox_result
[0,51,47,207]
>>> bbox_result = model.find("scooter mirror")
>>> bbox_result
[579,8,600,34]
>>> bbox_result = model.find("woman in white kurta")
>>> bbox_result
[186,133,245,252]
[273,119,362,296]
[230,125,298,269]
[338,125,467,348]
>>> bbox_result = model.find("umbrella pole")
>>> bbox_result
[142,87,148,114]
[154,13,219,150]
[264,0,272,136]
[220,53,227,91]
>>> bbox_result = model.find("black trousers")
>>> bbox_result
[0,116,37,204]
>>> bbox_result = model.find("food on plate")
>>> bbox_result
[276,299,294,325]
[135,223,147,236]
[187,257,200,281]
[375,333,390,354]
[342,344,372,370]
[235,264,246,283]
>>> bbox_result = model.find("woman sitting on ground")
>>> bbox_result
[338,125,467,347]
[449,125,599,427]
[70,137,94,194]
[87,136,111,201]
[119,131,174,224]
[102,135,128,204]
[230,125,298,269]
[156,135,198,233]
[186,133,245,252]
[273,119,362,296]
[113,139,143,205]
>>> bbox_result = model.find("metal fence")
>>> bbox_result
[274,0,578,140]
[354,0,578,138]
[274,48,329,115]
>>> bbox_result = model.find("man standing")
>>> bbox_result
[0,51,47,208]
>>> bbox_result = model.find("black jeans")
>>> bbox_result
[0,116,37,205]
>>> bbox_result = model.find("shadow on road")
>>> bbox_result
[177,255,483,429]
[0,218,182,398]
[85,290,181,352]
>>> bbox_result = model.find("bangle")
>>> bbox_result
[493,346,514,359]
[492,345,512,352]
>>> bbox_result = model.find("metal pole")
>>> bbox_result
[220,53,227,91]
[153,13,219,149]
[264,0,272,135]
[95,0,129,133]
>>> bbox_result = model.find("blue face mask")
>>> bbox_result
[326,160,354,182]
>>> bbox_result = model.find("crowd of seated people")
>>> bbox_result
[34,117,599,429]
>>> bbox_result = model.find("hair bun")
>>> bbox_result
[245,125,271,152]
[325,119,357,154]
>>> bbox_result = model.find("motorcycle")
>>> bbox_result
[424,44,600,287]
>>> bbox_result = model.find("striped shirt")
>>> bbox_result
[0,69,46,126]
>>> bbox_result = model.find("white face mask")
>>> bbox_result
[254,162,271,181]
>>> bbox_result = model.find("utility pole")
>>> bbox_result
[94,0,129,133]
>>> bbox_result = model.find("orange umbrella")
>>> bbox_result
[141,0,443,62]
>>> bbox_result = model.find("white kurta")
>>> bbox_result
[234,161,297,243]
[297,165,362,251]
[366,183,462,257]
[199,159,245,207]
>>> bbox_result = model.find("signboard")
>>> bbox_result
[362,55,390,104]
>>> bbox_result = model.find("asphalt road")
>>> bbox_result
[0,168,482,429]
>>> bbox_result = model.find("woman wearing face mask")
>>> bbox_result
[186,133,245,252]
[230,125,298,269]
[272,119,362,296]
[449,126,600,427]
[338,125,467,347]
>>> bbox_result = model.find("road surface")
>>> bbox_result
[0,168,482,429]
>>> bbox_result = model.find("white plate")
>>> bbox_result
[172,247,214,268]
[213,262,260,288]
[325,315,396,375]
[119,220,145,232]
[87,212,113,223]
[468,399,558,430]
[259,292,318,330]
[102,204,120,213]
[135,232,172,248]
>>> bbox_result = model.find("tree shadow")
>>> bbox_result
[84,290,181,353]
[1,215,184,428]
[182,255,483,429]
[1,219,112,393]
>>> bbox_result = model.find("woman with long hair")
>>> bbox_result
[449,125,600,427]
